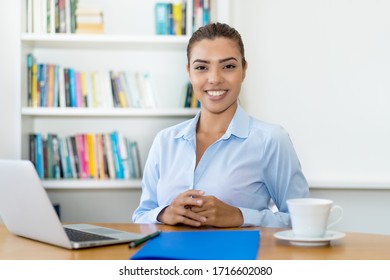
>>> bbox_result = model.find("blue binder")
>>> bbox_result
[130,230,260,260]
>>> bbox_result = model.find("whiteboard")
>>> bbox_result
[235,0,390,188]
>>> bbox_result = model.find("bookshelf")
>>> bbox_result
[9,0,230,222]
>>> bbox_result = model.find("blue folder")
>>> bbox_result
[130,230,260,260]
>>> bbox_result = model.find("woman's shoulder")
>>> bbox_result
[249,116,290,142]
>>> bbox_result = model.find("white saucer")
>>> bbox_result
[274,230,346,247]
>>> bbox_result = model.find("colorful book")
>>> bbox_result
[38,63,46,107]
[124,71,141,108]
[31,62,38,107]
[87,133,97,179]
[155,3,170,35]
[27,54,33,106]
[35,133,44,179]
[110,132,124,179]
[103,133,116,179]
[68,68,76,107]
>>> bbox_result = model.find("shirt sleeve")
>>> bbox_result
[241,126,309,227]
[132,133,165,223]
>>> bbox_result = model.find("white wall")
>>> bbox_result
[230,0,390,234]
[233,0,390,187]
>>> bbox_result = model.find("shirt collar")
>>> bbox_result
[175,105,251,140]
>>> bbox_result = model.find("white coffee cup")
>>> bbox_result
[287,198,343,238]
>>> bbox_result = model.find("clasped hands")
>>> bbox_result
[157,189,243,228]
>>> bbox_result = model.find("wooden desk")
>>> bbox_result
[1,223,390,260]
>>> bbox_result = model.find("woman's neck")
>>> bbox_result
[197,102,238,135]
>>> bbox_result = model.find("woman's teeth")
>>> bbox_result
[207,90,226,96]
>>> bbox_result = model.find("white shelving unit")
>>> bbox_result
[8,0,229,222]
[19,0,201,192]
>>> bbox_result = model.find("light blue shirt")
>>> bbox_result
[132,106,309,227]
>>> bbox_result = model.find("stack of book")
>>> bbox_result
[75,6,104,34]
[155,1,187,35]
[192,0,211,32]
[27,54,158,109]
[29,131,142,180]
[26,0,77,34]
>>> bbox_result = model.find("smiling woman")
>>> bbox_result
[132,22,309,228]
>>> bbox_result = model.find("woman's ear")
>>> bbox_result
[242,62,248,81]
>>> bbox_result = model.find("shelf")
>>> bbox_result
[42,179,142,190]
[21,107,199,117]
[21,33,190,50]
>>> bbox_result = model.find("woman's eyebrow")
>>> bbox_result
[219,57,238,63]
[192,57,238,65]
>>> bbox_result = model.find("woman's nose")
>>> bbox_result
[208,68,223,84]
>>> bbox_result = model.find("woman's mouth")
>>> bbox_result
[205,90,227,97]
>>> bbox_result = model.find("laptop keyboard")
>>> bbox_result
[64,227,116,242]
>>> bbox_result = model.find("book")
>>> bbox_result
[68,68,76,107]
[129,140,142,178]
[130,230,260,260]
[58,66,66,107]
[86,133,97,179]
[155,3,170,35]
[27,54,34,106]
[38,63,46,107]
[53,64,59,107]
[75,5,104,34]
[31,62,38,107]
[136,72,157,108]
[123,71,141,108]
[110,131,124,179]
[103,133,115,179]
[26,0,33,33]
[35,133,44,179]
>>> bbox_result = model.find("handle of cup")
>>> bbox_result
[327,205,343,228]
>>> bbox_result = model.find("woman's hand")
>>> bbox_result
[158,189,244,228]
[190,195,244,227]
[157,189,207,227]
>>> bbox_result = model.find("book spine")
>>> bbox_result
[27,54,33,107]
[109,132,124,179]
[66,136,77,178]
[75,71,84,107]
[58,66,65,107]
[35,133,44,179]
[70,136,80,178]
[58,136,69,178]
[27,0,33,33]
[68,68,76,107]
[103,133,115,179]
[53,64,59,107]
[47,64,55,107]
[124,71,141,108]
[109,71,121,108]
[31,62,38,107]
[46,133,53,178]
[38,63,46,107]
[63,68,70,107]
[87,133,97,179]
[51,134,61,179]
[29,133,36,167]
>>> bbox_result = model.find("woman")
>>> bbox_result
[132,23,309,228]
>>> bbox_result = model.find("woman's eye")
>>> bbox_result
[194,65,207,70]
[224,64,236,69]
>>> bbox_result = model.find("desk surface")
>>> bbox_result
[1,223,390,260]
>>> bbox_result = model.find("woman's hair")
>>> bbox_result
[187,22,247,67]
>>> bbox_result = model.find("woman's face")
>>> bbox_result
[187,37,247,115]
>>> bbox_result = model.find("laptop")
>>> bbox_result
[0,159,149,249]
